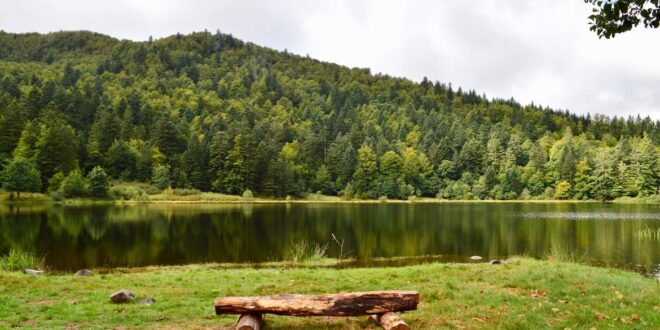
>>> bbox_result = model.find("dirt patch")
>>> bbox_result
[28,299,56,306]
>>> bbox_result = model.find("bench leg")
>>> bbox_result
[236,313,264,330]
[370,312,410,330]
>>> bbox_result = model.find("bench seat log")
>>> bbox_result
[215,290,418,317]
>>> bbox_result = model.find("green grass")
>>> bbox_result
[0,258,657,329]
[283,240,329,264]
[0,249,40,272]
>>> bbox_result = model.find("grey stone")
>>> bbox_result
[489,259,502,265]
[110,290,134,303]
[22,269,44,276]
[469,256,482,261]
[75,269,93,276]
[137,297,156,305]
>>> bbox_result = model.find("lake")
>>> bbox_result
[0,202,658,275]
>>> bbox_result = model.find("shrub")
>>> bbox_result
[0,249,39,271]
[60,170,89,197]
[242,189,254,199]
[172,188,200,196]
[48,172,65,192]
[87,166,110,197]
[109,185,146,200]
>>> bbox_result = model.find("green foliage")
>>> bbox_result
[109,184,146,200]
[241,189,254,199]
[60,170,88,197]
[0,249,39,271]
[1,158,41,196]
[87,166,110,197]
[554,181,572,200]
[151,165,171,190]
[352,145,378,198]
[283,240,328,264]
[0,30,657,201]
[47,172,65,193]
[585,0,660,38]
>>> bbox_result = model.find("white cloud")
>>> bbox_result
[1,0,658,119]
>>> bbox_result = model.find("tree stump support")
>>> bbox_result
[235,313,264,330]
[370,312,410,330]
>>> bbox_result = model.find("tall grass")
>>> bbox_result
[545,244,587,263]
[0,249,40,271]
[284,240,328,264]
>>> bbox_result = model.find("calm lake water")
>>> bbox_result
[0,202,658,274]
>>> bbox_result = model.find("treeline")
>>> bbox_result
[0,30,658,200]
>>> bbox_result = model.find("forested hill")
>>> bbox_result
[0,30,658,200]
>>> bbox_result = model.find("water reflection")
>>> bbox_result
[0,203,658,273]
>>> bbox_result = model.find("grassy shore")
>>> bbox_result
[0,258,657,329]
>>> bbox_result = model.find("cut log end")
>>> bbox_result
[235,313,263,330]
[371,312,410,330]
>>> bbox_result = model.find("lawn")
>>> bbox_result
[0,258,658,329]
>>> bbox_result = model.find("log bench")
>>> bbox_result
[215,290,419,329]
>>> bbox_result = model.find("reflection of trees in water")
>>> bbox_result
[0,203,657,271]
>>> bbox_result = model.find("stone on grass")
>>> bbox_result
[22,269,44,276]
[137,297,156,305]
[489,259,502,265]
[469,256,482,261]
[75,269,93,276]
[110,290,134,303]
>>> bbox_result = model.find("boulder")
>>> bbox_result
[75,269,93,276]
[22,269,44,276]
[489,259,502,265]
[137,297,156,305]
[469,256,482,261]
[110,290,135,304]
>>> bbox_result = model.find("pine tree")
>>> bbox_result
[0,101,26,164]
[220,134,248,194]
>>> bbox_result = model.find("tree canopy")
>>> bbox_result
[0,30,658,200]
[585,0,660,38]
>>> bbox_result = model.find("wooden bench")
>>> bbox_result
[215,290,419,330]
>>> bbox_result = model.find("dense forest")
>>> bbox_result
[0,30,658,200]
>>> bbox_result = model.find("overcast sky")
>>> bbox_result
[1,0,659,119]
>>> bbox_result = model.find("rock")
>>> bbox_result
[110,290,134,304]
[22,269,44,276]
[137,297,156,305]
[469,256,482,261]
[75,269,93,276]
[489,259,502,265]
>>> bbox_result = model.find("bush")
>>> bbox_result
[172,188,200,196]
[0,249,39,271]
[60,170,89,197]
[242,189,254,199]
[87,166,110,197]
[48,172,65,192]
[109,185,146,200]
